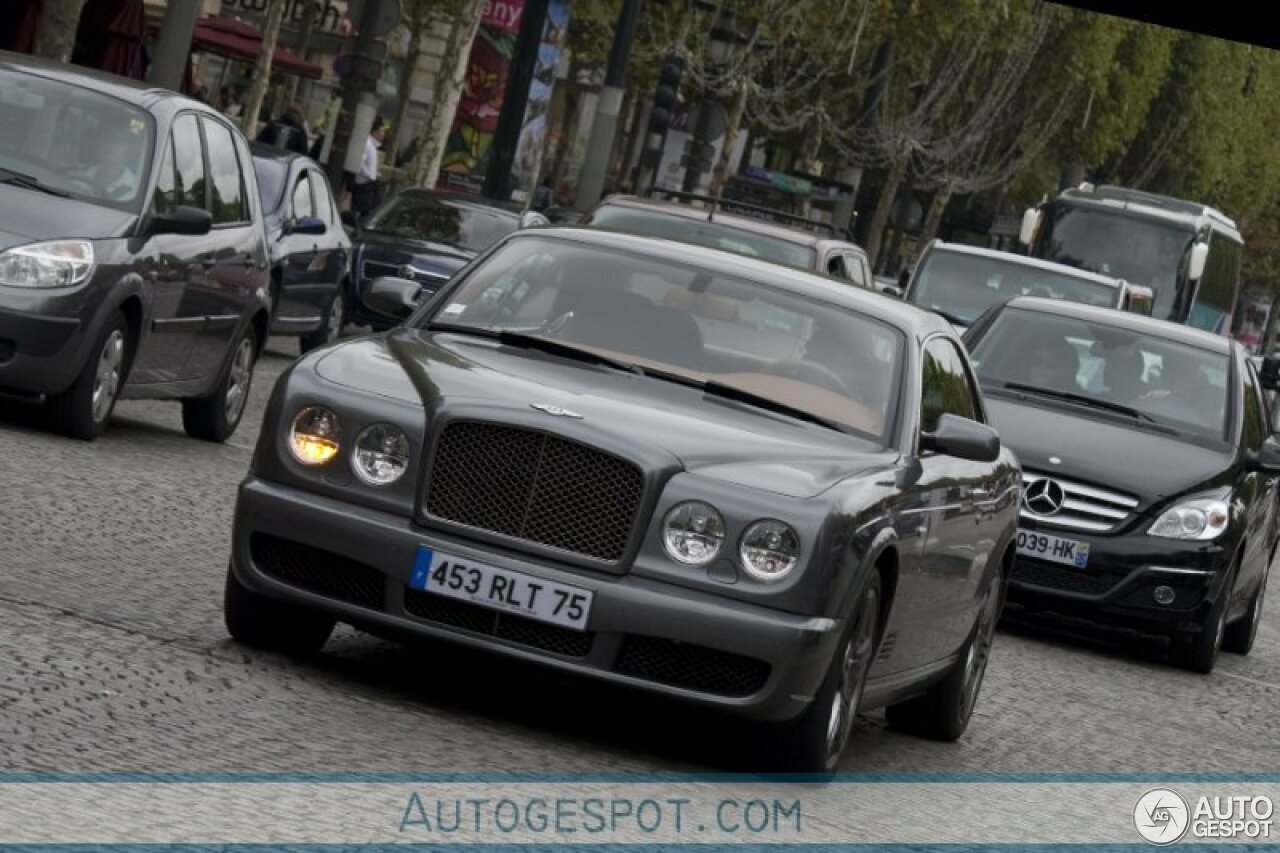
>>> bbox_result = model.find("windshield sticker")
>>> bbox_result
[442,303,467,316]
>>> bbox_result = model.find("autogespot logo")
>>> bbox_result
[1134,788,1190,845]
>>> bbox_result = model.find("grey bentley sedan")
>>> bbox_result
[224,227,1021,773]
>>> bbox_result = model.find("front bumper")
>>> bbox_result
[0,285,101,397]
[1006,520,1230,635]
[230,476,843,722]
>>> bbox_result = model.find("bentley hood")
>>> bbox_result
[313,330,896,499]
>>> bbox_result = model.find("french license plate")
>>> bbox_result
[1016,529,1091,568]
[409,547,593,631]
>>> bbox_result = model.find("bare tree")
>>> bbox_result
[409,0,487,189]
[33,0,89,64]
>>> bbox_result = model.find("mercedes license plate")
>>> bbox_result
[409,546,593,631]
[1016,529,1091,568]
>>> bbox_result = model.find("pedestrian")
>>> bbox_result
[256,104,309,156]
[351,116,387,216]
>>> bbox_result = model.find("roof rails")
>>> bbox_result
[643,187,840,237]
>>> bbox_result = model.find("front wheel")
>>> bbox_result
[1170,565,1234,674]
[223,565,335,655]
[772,573,881,775]
[1223,564,1267,655]
[182,325,257,442]
[299,288,345,354]
[47,310,131,441]
[885,560,1004,741]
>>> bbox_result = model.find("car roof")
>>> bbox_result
[1055,184,1241,240]
[992,296,1235,354]
[394,187,522,217]
[922,241,1128,288]
[509,226,953,339]
[249,141,313,165]
[591,194,859,250]
[0,50,205,112]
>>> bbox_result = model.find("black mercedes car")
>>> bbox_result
[224,227,1020,773]
[963,297,1279,673]
[0,53,271,441]
[346,189,545,331]
[250,144,351,354]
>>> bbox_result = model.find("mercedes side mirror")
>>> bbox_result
[1188,240,1209,281]
[1252,436,1280,472]
[920,414,1001,462]
[1018,207,1039,246]
[363,276,422,320]
[285,215,327,236]
[519,210,550,229]
[148,205,212,236]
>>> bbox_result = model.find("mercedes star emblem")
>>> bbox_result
[530,403,584,419]
[1024,478,1067,516]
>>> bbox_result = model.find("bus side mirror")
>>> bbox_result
[1189,241,1209,281]
[1018,208,1039,246]
[1123,284,1154,316]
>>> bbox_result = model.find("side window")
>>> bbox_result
[291,173,314,220]
[308,170,333,225]
[1242,361,1267,452]
[202,117,247,224]
[921,338,981,434]
[826,254,849,279]
[848,254,869,288]
[171,114,206,210]
[152,135,176,214]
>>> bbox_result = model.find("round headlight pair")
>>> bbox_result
[661,500,801,582]
[288,406,411,486]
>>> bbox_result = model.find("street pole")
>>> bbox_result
[326,0,387,193]
[147,0,200,93]
[481,0,552,202]
[679,96,718,194]
[572,0,642,211]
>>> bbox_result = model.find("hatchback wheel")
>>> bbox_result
[1171,564,1234,674]
[223,564,335,655]
[1223,564,1268,655]
[182,324,257,442]
[48,310,131,441]
[300,290,345,354]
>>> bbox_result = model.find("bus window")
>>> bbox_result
[1188,231,1241,335]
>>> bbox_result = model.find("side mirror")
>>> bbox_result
[519,210,550,229]
[1260,354,1280,392]
[1188,241,1209,281]
[363,276,423,320]
[1251,436,1280,472]
[1123,284,1155,316]
[1018,207,1039,246]
[921,413,1001,463]
[285,215,327,236]
[148,205,212,236]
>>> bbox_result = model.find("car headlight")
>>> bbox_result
[740,519,802,581]
[0,240,94,288]
[1148,498,1230,541]
[662,501,725,565]
[351,423,411,486]
[289,406,341,465]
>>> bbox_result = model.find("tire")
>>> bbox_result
[299,289,345,354]
[182,324,257,442]
[1170,564,1235,674]
[1223,563,1268,655]
[772,572,882,775]
[47,310,131,441]
[885,559,1004,741]
[223,564,336,655]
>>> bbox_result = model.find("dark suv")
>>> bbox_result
[0,53,271,441]
[964,296,1278,672]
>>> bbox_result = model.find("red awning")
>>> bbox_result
[156,15,323,80]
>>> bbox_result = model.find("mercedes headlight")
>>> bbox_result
[740,519,802,581]
[0,240,94,288]
[289,406,341,465]
[351,423,411,486]
[662,501,725,565]
[1148,498,1229,541]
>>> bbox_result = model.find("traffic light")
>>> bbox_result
[649,54,686,135]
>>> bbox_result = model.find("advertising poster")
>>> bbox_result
[439,0,526,190]
[510,0,570,197]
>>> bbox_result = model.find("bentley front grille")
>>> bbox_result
[1019,469,1140,533]
[423,421,644,562]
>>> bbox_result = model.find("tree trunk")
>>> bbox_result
[410,0,485,189]
[390,6,429,161]
[241,0,288,138]
[33,0,88,64]
[917,182,954,247]
[864,151,910,270]
[708,80,749,198]
[284,0,322,110]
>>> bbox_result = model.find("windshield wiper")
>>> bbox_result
[1000,382,1165,425]
[636,365,843,431]
[428,323,642,374]
[0,168,70,198]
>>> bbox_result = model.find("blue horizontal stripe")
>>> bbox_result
[1,771,1279,784]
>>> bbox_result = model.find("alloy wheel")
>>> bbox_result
[91,329,125,424]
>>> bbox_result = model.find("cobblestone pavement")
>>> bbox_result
[1,335,1277,774]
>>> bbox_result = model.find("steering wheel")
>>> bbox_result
[762,359,852,396]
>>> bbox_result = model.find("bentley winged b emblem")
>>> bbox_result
[530,403,584,419]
